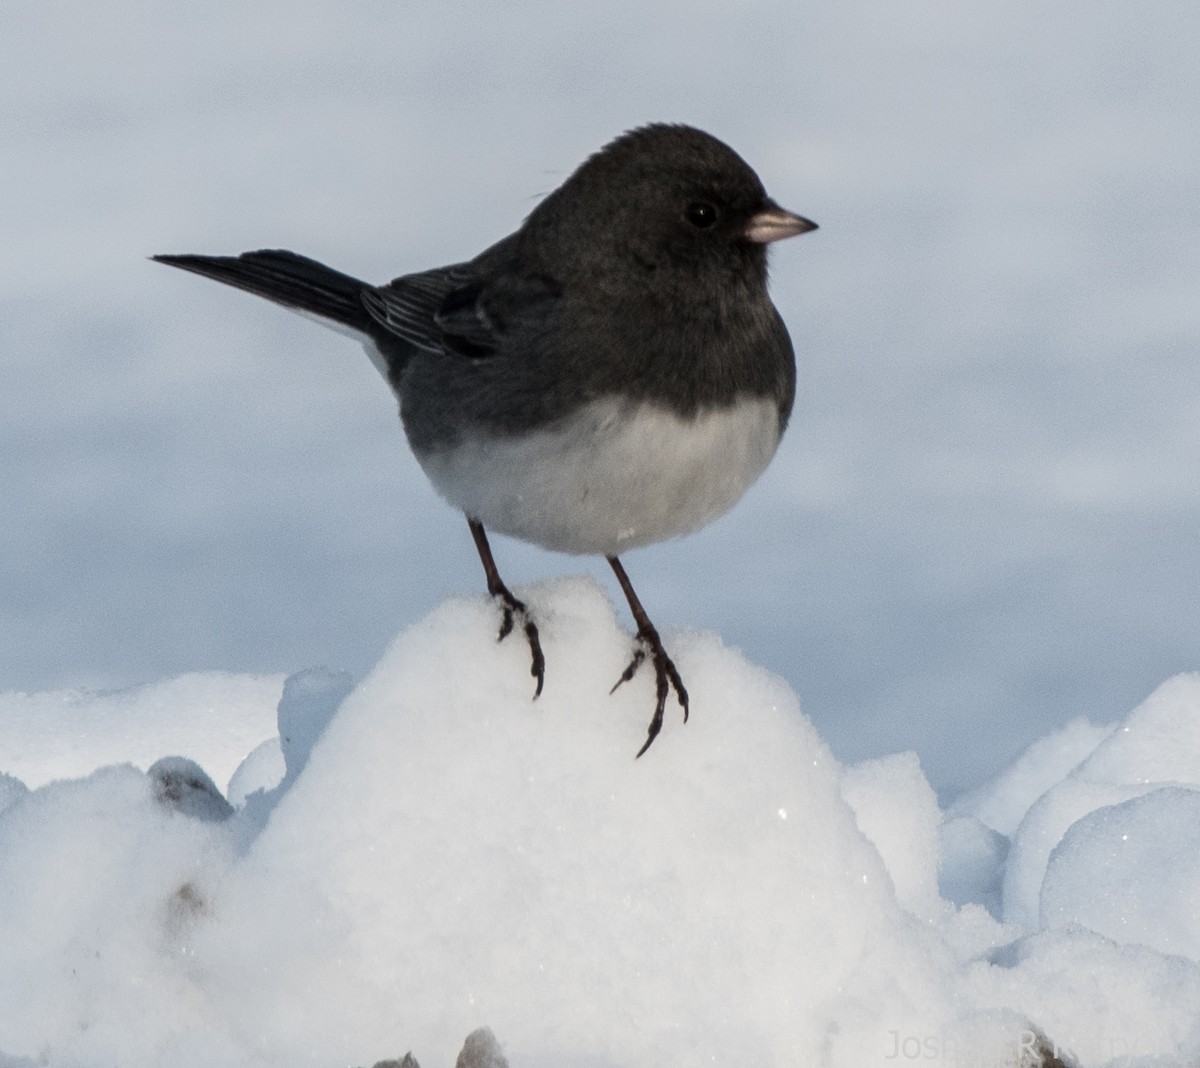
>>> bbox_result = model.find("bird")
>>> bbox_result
[153,123,816,756]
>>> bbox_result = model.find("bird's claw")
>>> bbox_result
[493,590,545,698]
[611,627,689,757]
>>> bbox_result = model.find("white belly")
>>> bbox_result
[415,396,782,556]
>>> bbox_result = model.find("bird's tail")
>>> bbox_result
[152,249,374,334]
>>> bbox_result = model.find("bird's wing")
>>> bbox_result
[361,264,472,354]
[363,263,562,360]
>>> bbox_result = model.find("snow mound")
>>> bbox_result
[1042,786,1200,958]
[998,673,1200,929]
[1,581,1199,1066]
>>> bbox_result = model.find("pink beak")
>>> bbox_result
[744,203,818,244]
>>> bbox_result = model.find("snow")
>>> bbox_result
[840,751,943,923]
[0,672,282,790]
[995,673,1200,932]
[949,718,1115,839]
[1,581,1198,1066]
[1042,787,1200,960]
[5,3,1198,1061]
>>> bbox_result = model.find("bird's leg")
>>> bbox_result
[467,517,545,697]
[607,555,689,757]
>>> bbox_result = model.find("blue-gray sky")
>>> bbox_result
[3,0,1198,791]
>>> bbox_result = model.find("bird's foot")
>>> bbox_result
[610,624,689,757]
[492,588,545,698]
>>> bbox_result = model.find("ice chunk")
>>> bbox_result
[277,667,355,784]
[841,751,944,921]
[1002,778,1152,929]
[1003,675,1200,930]
[148,756,235,822]
[226,736,286,807]
[455,1027,508,1068]
[1041,786,1200,960]
[939,814,1008,916]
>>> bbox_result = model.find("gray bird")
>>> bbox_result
[154,124,816,756]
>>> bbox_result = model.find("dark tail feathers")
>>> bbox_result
[153,249,374,333]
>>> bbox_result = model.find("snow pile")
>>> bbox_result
[993,673,1200,941]
[0,672,282,789]
[1,580,1199,1066]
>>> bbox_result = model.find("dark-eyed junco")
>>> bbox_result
[154,123,816,756]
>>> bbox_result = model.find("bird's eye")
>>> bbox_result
[685,202,718,229]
